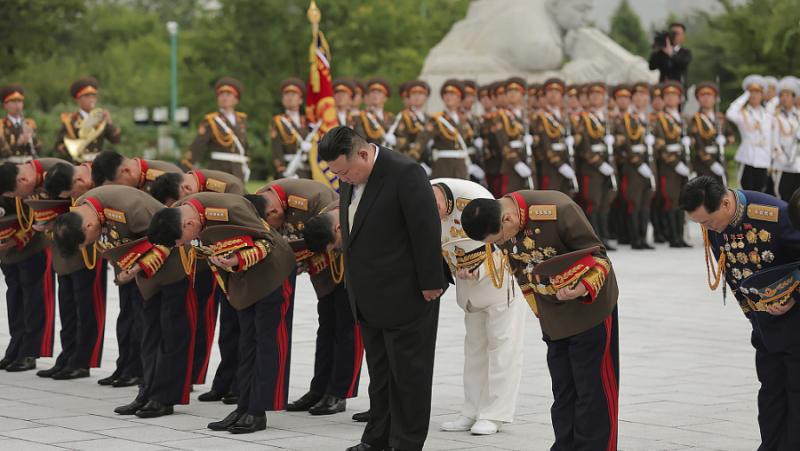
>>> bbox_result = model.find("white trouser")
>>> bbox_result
[461,297,526,423]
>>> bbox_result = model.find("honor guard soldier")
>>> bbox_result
[771,77,800,201]
[653,81,692,248]
[480,84,503,197]
[613,85,656,250]
[680,176,800,451]
[54,77,121,163]
[352,79,366,113]
[462,80,479,122]
[53,185,197,419]
[565,84,581,117]
[689,82,735,185]
[432,179,525,436]
[535,78,577,194]
[389,80,430,168]
[353,78,394,146]
[527,84,541,114]
[417,79,474,179]
[90,150,183,195]
[461,80,486,184]
[187,77,250,180]
[577,82,618,250]
[461,190,619,451]
[252,179,363,416]
[148,192,296,434]
[0,84,43,163]
[271,78,313,179]
[493,78,535,194]
[333,79,356,128]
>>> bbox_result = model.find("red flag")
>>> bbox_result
[306,30,337,133]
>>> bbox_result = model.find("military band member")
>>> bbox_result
[535,78,576,194]
[148,192,296,434]
[388,80,430,167]
[353,78,394,147]
[771,77,800,201]
[187,77,250,180]
[271,78,313,179]
[252,178,363,416]
[54,77,120,162]
[493,78,534,194]
[0,84,42,163]
[91,150,183,194]
[52,185,195,418]
[432,179,525,436]
[689,82,735,185]
[727,75,773,192]
[417,79,474,180]
[653,81,692,248]
[680,176,800,451]
[577,82,618,250]
[461,190,619,451]
[333,79,356,128]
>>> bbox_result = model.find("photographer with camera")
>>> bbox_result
[649,23,692,87]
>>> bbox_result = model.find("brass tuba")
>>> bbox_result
[64,108,107,161]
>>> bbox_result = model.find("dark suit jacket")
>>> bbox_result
[340,146,447,328]
[649,47,692,85]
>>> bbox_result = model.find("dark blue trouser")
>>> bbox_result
[54,262,108,369]
[112,282,143,379]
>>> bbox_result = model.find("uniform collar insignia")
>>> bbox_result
[730,189,747,228]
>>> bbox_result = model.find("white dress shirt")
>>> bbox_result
[349,144,380,232]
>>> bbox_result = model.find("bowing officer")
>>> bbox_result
[91,150,183,194]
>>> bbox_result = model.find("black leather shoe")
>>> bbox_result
[112,376,142,387]
[98,374,117,386]
[221,393,239,405]
[286,391,323,412]
[114,399,146,415]
[6,357,36,372]
[135,400,174,418]
[36,365,64,378]
[309,394,345,415]
[52,368,90,380]
[228,413,266,434]
[352,410,370,422]
[0,357,12,370]
[346,443,377,451]
[198,389,224,402]
[208,410,242,431]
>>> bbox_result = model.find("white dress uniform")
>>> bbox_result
[727,76,774,192]
[771,77,800,200]
[431,178,525,425]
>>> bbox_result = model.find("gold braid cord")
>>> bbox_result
[694,113,716,140]
[273,116,298,144]
[702,226,726,290]
[501,111,523,137]
[541,112,563,139]
[484,244,509,289]
[659,114,681,140]
[81,243,98,270]
[206,113,235,147]
[15,197,34,232]
[328,249,344,284]
[179,246,197,277]
[360,112,385,140]
[624,114,644,141]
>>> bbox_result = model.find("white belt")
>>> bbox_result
[4,155,32,164]
[551,143,566,151]
[211,152,249,163]
[509,140,524,149]
[283,153,308,162]
[665,144,683,153]
[591,144,606,153]
[631,144,646,154]
[433,150,469,160]
[704,146,719,154]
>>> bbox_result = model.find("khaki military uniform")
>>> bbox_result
[132,158,184,195]
[613,112,654,248]
[653,111,689,246]
[394,109,427,162]
[188,111,250,180]
[189,169,246,196]
[576,111,617,241]
[688,111,734,183]
[535,109,574,194]
[54,111,121,162]
[482,110,504,197]
[493,109,533,194]
[353,110,395,146]
[418,110,473,179]
[270,112,311,179]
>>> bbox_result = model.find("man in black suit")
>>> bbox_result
[649,23,692,87]
[318,126,448,451]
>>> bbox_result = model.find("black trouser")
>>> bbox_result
[310,284,363,399]
[137,279,195,406]
[192,272,220,384]
[54,263,107,369]
[113,282,143,379]
[236,270,296,415]
[1,250,55,361]
[741,165,769,192]
[211,295,240,395]
[360,301,440,451]
[778,172,800,202]
[545,307,619,451]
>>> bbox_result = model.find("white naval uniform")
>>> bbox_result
[432,178,525,423]
[726,92,773,169]
[772,107,800,200]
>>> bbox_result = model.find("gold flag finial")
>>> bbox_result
[308,0,321,26]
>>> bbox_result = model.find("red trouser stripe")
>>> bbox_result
[89,261,106,367]
[659,175,671,211]
[541,175,550,190]
[346,323,364,398]
[195,278,218,384]
[620,175,633,215]
[273,280,294,410]
[600,314,619,451]
[500,174,509,196]
[40,249,55,357]
[582,175,593,214]
[181,278,198,404]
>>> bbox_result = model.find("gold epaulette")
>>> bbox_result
[205,178,227,193]
[528,204,557,221]
[287,195,308,211]
[747,204,779,223]
[103,208,126,223]
[204,207,229,222]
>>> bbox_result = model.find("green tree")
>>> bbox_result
[608,0,649,57]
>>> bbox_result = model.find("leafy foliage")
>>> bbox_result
[608,0,649,57]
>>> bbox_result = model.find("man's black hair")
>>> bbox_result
[244,194,267,219]
[53,212,85,257]
[0,162,19,194]
[678,176,726,213]
[147,208,183,246]
[91,150,125,186]
[44,163,75,199]
[318,125,368,162]
[461,198,502,241]
[789,187,800,230]
[304,213,336,253]
[669,22,686,31]
[150,172,182,205]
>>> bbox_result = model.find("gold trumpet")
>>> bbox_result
[64,108,107,161]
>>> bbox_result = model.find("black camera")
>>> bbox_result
[653,30,676,49]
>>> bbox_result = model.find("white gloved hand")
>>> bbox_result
[420,162,433,177]
[383,133,397,147]
[645,133,656,146]
[598,162,615,176]
[681,136,692,148]
[469,164,486,180]
[715,134,727,147]
[565,135,575,147]
[603,134,615,147]
[558,163,576,179]
[637,163,654,179]
[514,161,532,178]
[523,134,534,146]
[675,161,690,177]
[710,161,725,177]
[300,141,312,152]
[473,137,484,150]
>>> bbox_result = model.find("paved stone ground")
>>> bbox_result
[0,235,762,450]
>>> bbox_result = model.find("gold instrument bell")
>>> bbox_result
[64,108,107,161]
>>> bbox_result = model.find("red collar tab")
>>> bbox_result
[84,196,105,222]
[186,198,206,226]
[270,184,288,209]
[136,158,149,188]
[508,192,528,231]
[192,170,207,192]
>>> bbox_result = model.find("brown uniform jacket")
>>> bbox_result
[54,111,121,162]
[653,111,685,171]
[0,117,43,162]
[418,110,473,179]
[493,108,532,191]
[577,111,612,173]
[613,112,651,174]
[133,158,184,195]
[188,111,249,179]
[501,190,618,340]
[189,169,246,196]
[535,109,573,191]
[353,109,394,145]
[688,111,734,177]
[270,112,311,177]
[394,109,427,162]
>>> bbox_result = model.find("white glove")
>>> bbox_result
[710,161,725,177]
[523,134,534,146]
[681,136,692,148]
[383,133,397,147]
[300,141,312,152]
[420,162,433,177]
[645,133,656,146]
[558,163,576,179]
[473,137,484,150]
[469,164,486,180]
[603,134,615,147]
[514,161,532,178]
[637,163,654,179]
[715,134,727,147]
[565,135,575,147]
[281,171,300,179]
[598,162,615,176]
[675,161,690,177]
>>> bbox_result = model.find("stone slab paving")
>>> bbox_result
[0,237,762,450]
